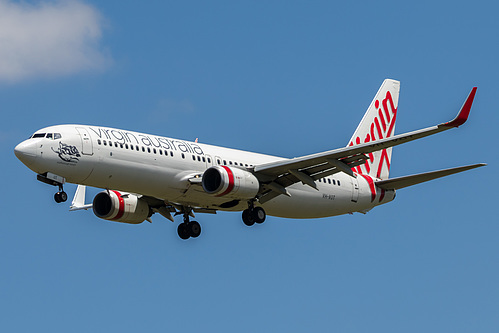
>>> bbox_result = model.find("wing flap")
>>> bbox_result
[375,163,486,190]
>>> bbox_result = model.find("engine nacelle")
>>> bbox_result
[202,165,259,199]
[93,190,150,224]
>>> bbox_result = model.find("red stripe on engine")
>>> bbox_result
[111,190,125,220]
[216,166,235,197]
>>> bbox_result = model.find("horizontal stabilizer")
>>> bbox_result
[375,163,486,190]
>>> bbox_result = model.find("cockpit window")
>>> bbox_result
[31,132,62,139]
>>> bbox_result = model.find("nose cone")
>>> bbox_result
[14,140,38,168]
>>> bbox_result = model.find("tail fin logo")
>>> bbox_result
[349,90,398,179]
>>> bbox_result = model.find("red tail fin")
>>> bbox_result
[348,79,400,180]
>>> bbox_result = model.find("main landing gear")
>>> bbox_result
[177,210,201,240]
[174,203,267,239]
[242,203,266,226]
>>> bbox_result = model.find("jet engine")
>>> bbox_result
[202,165,259,199]
[93,190,150,224]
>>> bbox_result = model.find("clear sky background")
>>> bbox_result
[1,1,497,332]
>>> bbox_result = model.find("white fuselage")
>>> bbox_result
[15,124,395,218]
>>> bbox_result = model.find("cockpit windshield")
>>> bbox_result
[31,133,62,139]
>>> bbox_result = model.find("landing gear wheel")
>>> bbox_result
[252,207,266,224]
[177,223,190,240]
[189,221,201,238]
[54,191,67,203]
[242,209,255,226]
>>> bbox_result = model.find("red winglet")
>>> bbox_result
[443,87,477,127]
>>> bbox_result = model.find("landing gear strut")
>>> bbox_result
[242,202,266,226]
[177,210,201,240]
[37,173,68,203]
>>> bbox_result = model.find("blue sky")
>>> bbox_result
[1,1,497,332]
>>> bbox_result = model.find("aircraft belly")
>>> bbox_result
[261,185,349,218]
[262,182,379,218]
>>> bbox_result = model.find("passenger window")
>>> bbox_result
[153,148,156,154]
[333,179,336,185]
[142,147,145,152]
[120,143,123,148]
[159,150,162,155]
[197,156,201,161]
[202,157,206,162]
[229,161,233,165]
[223,160,227,165]
[328,179,331,184]
[97,139,101,145]
[192,155,196,161]
[207,158,211,163]
[338,180,341,186]
[217,159,221,164]
[125,144,128,149]
[181,153,185,159]
[103,141,107,146]
[147,147,151,153]
[170,151,173,157]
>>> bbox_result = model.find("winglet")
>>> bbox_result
[442,87,477,128]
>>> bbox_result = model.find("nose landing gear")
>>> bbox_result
[37,172,68,203]
[54,189,68,203]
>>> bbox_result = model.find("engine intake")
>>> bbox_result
[93,190,150,224]
[202,166,259,199]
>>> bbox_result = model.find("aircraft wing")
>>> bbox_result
[253,87,477,203]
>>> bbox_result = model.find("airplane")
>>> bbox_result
[14,79,485,240]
